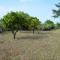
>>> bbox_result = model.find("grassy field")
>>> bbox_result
[0,29,60,60]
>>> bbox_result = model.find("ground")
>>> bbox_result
[0,29,60,60]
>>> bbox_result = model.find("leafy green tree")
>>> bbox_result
[16,12,41,31]
[0,19,5,32]
[2,11,21,39]
[1,18,7,30]
[53,2,60,18]
[52,2,60,29]
[29,17,41,34]
[16,11,30,30]
[56,23,60,29]
[1,11,41,38]
[43,20,55,31]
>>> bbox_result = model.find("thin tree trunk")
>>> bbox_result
[33,28,34,34]
[12,30,17,39]
[13,32,16,39]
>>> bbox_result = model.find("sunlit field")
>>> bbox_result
[0,29,60,60]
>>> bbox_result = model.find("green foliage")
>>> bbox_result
[53,2,60,18]
[56,23,60,29]
[2,11,41,31]
[52,2,60,29]
[28,17,41,30]
[1,11,41,38]
[42,20,55,30]
[2,11,20,31]
[0,18,5,32]
[0,11,57,35]
[15,11,41,30]
[16,11,30,30]
[2,11,21,39]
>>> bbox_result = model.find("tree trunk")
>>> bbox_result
[12,31,17,39]
[33,28,34,34]
[13,32,16,39]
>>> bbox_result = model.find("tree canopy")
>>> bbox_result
[0,10,58,39]
[1,11,41,39]
[42,20,55,30]
[53,2,60,18]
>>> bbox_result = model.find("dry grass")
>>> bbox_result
[0,30,60,60]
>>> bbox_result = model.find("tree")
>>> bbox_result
[16,11,41,31]
[2,11,21,39]
[0,19,5,33]
[1,11,41,38]
[56,23,60,29]
[29,17,41,34]
[53,2,60,18]
[52,2,60,29]
[42,20,55,31]
[16,11,31,30]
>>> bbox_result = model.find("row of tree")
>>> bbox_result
[0,2,60,39]
[0,11,41,39]
[0,11,60,39]
[0,11,60,31]
[0,12,58,30]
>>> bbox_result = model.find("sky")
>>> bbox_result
[0,0,60,23]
